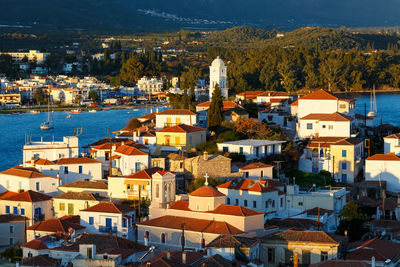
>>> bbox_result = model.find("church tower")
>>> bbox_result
[209,56,228,100]
[149,170,176,218]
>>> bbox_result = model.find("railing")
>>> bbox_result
[99,226,117,233]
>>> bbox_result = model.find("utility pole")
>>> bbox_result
[317,207,320,231]
[138,185,141,219]
[332,156,335,181]
[382,189,386,219]
[181,222,186,251]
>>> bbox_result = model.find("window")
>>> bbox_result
[329,125,333,130]
[298,202,303,206]
[135,162,141,172]
[156,184,160,198]
[244,200,248,207]
[245,172,249,178]
[268,248,275,263]
[21,208,25,215]
[321,251,328,261]
[89,217,94,225]
[9,238,13,246]
[227,198,230,204]
[36,182,40,191]
[342,162,347,170]
[64,166,69,174]
[122,218,127,227]
[342,150,347,157]
[59,203,65,211]
[189,136,192,144]
[10,226,13,233]
[179,162,183,169]
[322,125,326,128]
[5,206,10,214]
[235,199,239,205]
[59,153,65,158]
[33,153,40,159]
[306,123,313,129]
[341,174,347,183]
[79,166,83,174]
[253,201,257,208]
[13,207,18,215]
[280,198,283,208]
[105,153,109,160]
[223,146,229,153]
[261,170,264,177]
[87,248,93,259]
[144,139,149,145]
[265,201,269,209]
[68,203,74,215]
[339,104,346,109]
[161,233,166,243]
[239,147,243,154]
[272,200,275,207]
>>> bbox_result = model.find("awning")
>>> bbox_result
[124,180,149,185]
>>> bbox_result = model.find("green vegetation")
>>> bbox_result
[206,26,276,44]
[188,177,224,192]
[0,246,22,262]
[207,84,224,128]
[285,169,335,187]
[337,201,368,241]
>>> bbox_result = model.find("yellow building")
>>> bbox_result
[0,50,50,64]
[156,124,206,151]
[0,94,21,106]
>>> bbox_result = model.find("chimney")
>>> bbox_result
[203,151,209,160]
[182,251,187,264]
[166,251,171,260]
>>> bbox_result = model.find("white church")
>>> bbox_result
[209,56,228,100]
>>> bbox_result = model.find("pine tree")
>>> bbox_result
[208,84,223,128]
[183,89,190,109]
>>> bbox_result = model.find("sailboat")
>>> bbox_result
[367,84,377,118]
[40,98,54,130]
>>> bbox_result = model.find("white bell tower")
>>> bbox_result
[209,56,228,100]
[149,170,176,218]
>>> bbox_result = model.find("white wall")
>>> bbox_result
[365,159,400,193]
[298,99,338,118]
[0,174,59,195]
[39,162,102,185]
[156,114,197,129]
[114,154,149,176]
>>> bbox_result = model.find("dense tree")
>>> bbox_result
[33,88,45,105]
[120,55,144,85]
[208,84,223,128]
[89,90,99,101]
[337,201,367,241]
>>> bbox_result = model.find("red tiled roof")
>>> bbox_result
[60,180,108,190]
[137,215,243,235]
[332,138,363,146]
[240,162,273,170]
[136,112,157,120]
[30,158,55,165]
[114,145,148,156]
[21,255,60,267]
[0,214,27,223]
[209,204,263,216]
[378,197,398,211]
[156,124,206,133]
[290,99,298,106]
[197,101,242,111]
[217,179,282,193]
[21,239,49,250]
[55,157,101,165]
[236,91,264,99]
[27,216,84,232]
[80,202,135,214]
[309,260,369,267]
[299,89,338,100]
[157,109,196,115]
[118,167,163,179]
[267,230,343,243]
[257,91,290,97]
[384,133,400,139]
[0,191,18,199]
[143,250,205,267]
[346,238,400,262]
[300,112,353,122]
[0,166,58,179]
[366,153,400,161]
[0,190,52,202]
[189,185,225,197]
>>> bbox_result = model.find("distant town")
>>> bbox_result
[1,27,400,267]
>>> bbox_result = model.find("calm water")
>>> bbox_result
[0,107,165,170]
[0,92,399,171]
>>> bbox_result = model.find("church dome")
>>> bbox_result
[211,56,225,68]
[189,185,225,197]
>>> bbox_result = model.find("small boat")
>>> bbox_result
[71,109,81,114]
[133,109,139,111]
[40,121,53,130]
[88,109,97,113]
[66,115,72,119]
[29,110,40,114]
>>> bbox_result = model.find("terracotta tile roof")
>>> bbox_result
[117,167,163,179]
[136,112,157,121]
[81,202,135,214]
[191,254,235,267]
[257,91,290,97]
[52,232,148,254]
[27,215,85,232]
[217,179,282,193]
[378,197,398,211]
[137,215,243,235]
[367,219,400,231]
[21,239,49,250]
[266,230,343,243]
[290,99,298,106]
[157,109,196,115]
[197,101,242,111]
[0,166,58,179]
[353,197,378,207]
[270,98,289,103]
[265,218,324,230]
[309,260,369,267]
[384,132,400,139]
[240,162,273,170]
[141,250,205,267]
[84,137,132,149]
[156,124,206,133]
[332,138,363,146]
[167,153,185,160]
[31,158,55,165]
[54,191,107,201]
[0,214,27,223]
[110,155,121,160]
[169,200,191,211]
[346,238,400,262]
[189,185,225,197]
[299,207,334,216]
[299,89,338,100]
[115,144,148,156]
[21,255,60,267]
[209,204,264,216]
[59,180,108,190]
[300,112,353,122]
[366,153,400,161]
[55,157,101,165]
[0,190,52,202]
[0,191,18,199]
[236,91,264,99]
[207,235,258,248]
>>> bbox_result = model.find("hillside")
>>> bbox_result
[206,26,276,43]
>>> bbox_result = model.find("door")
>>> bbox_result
[165,136,170,146]
[166,117,171,127]
[176,117,181,125]
[68,203,74,215]
[175,136,180,146]
[106,218,112,231]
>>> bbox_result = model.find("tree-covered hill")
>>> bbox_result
[206,26,276,43]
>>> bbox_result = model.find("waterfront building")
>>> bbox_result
[0,50,50,64]
[209,57,228,100]
[155,109,197,129]
[137,76,163,95]
[26,215,84,242]
[0,93,21,107]
[22,136,79,163]
[0,190,53,226]
[239,162,274,179]
[155,124,206,151]
[0,166,59,195]
[58,180,108,197]
[0,214,27,248]
[365,153,400,193]
[217,139,285,161]
[80,202,136,241]
[298,137,364,183]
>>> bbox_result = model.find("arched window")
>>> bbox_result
[156,184,160,198]
[161,233,166,244]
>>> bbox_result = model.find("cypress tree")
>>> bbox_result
[208,84,223,128]
[183,89,190,109]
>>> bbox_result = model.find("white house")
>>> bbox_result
[217,178,286,214]
[239,162,274,179]
[383,133,400,154]
[256,91,291,105]
[365,153,400,193]
[217,139,285,160]
[0,214,27,248]
[80,202,136,241]
[112,144,150,176]
[22,136,79,163]
[0,166,59,195]
[258,108,296,130]
[209,57,228,100]
[155,109,197,130]
[137,77,163,95]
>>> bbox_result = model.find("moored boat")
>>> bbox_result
[71,109,81,114]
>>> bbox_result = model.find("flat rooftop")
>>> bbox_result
[217,139,286,146]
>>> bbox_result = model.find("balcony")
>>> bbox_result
[34,213,45,223]
[99,226,117,233]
